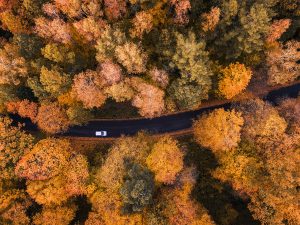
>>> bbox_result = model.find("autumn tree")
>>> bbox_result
[97,60,123,87]
[42,3,60,18]
[0,117,34,180]
[33,204,77,225]
[170,0,191,24]
[168,78,208,109]
[218,62,252,99]
[73,17,107,42]
[6,99,38,122]
[120,161,155,214]
[64,154,89,196]
[130,11,154,38]
[41,43,75,64]
[15,138,72,180]
[148,67,169,89]
[146,136,184,184]
[213,121,300,225]
[0,10,28,34]
[266,40,300,85]
[0,189,32,225]
[26,174,71,205]
[72,70,107,109]
[266,19,291,44]
[201,7,221,32]
[162,167,216,225]
[86,190,143,225]
[104,79,135,102]
[54,0,82,18]
[95,133,152,191]
[36,102,70,134]
[130,77,165,118]
[0,43,28,85]
[104,0,126,20]
[115,42,148,74]
[193,108,244,153]
[279,98,300,124]
[95,26,126,62]
[40,66,71,97]
[34,17,71,44]
[238,99,287,143]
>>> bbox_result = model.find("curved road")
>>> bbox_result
[10,82,300,138]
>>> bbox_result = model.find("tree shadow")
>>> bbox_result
[182,137,260,225]
[70,196,92,225]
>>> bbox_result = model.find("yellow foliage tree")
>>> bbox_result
[0,116,34,180]
[26,174,70,206]
[239,99,287,143]
[87,190,143,225]
[146,136,184,184]
[95,133,152,191]
[218,63,252,99]
[33,204,77,225]
[0,189,31,225]
[193,109,244,153]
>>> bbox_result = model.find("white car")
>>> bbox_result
[95,131,108,137]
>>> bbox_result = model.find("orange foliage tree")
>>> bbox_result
[54,0,82,18]
[104,0,126,20]
[146,136,184,184]
[72,70,107,109]
[266,19,291,44]
[15,138,72,181]
[170,0,191,25]
[213,126,300,225]
[36,102,70,134]
[218,62,252,99]
[130,11,153,38]
[6,99,38,122]
[201,7,221,32]
[193,108,244,153]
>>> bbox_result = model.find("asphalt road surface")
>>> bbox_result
[8,82,300,138]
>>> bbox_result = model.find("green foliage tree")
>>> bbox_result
[171,31,213,87]
[13,34,44,60]
[168,78,209,109]
[120,160,155,214]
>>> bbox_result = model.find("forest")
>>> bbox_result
[0,0,299,224]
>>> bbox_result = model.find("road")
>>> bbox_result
[10,82,299,138]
